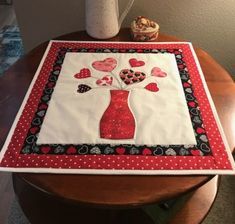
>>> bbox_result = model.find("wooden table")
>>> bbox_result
[1,28,235,224]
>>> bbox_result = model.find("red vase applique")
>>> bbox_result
[100,90,135,139]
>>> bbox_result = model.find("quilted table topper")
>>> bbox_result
[0,41,234,175]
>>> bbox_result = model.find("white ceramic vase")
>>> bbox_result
[85,0,134,39]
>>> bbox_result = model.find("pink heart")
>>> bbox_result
[151,67,167,77]
[96,75,113,86]
[74,68,91,79]
[92,58,117,72]
[145,83,159,92]
[129,58,145,67]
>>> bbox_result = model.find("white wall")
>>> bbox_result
[14,0,235,79]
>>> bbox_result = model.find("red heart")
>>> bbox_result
[188,102,196,107]
[39,104,48,110]
[178,64,184,69]
[183,82,190,88]
[145,83,159,92]
[142,148,152,155]
[129,58,145,67]
[54,65,61,70]
[47,82,55,88]
[174,50,181,54]
[151,67,167,77]
[191,149,201,156]
[67,147,77,154]
[30,127,39,134]
[41,146,50,154]
[197,127,206,134]
[116,147,125,155]
[74,68,91,79]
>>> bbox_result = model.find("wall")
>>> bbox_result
[14,0,235,79]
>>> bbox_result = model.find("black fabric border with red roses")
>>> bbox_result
[20,47,211,156]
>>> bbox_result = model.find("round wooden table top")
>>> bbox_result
[1,28,235,208]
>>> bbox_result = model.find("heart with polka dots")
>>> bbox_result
[77,84,92,93]
[74,68,91,79]
[119,69,146,85]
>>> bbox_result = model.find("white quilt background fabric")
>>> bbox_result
[37,52,196,145]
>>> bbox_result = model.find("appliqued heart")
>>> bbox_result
[151,67,167,77]
[74,68,91,79]
[96,75,113,86]
[129,58,145,67]
[145,83,159,92]
[119,69,146,85]
[92,58,117,72]
[77,84,92,93]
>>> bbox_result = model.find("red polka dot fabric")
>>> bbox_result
[0,41,234,175]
